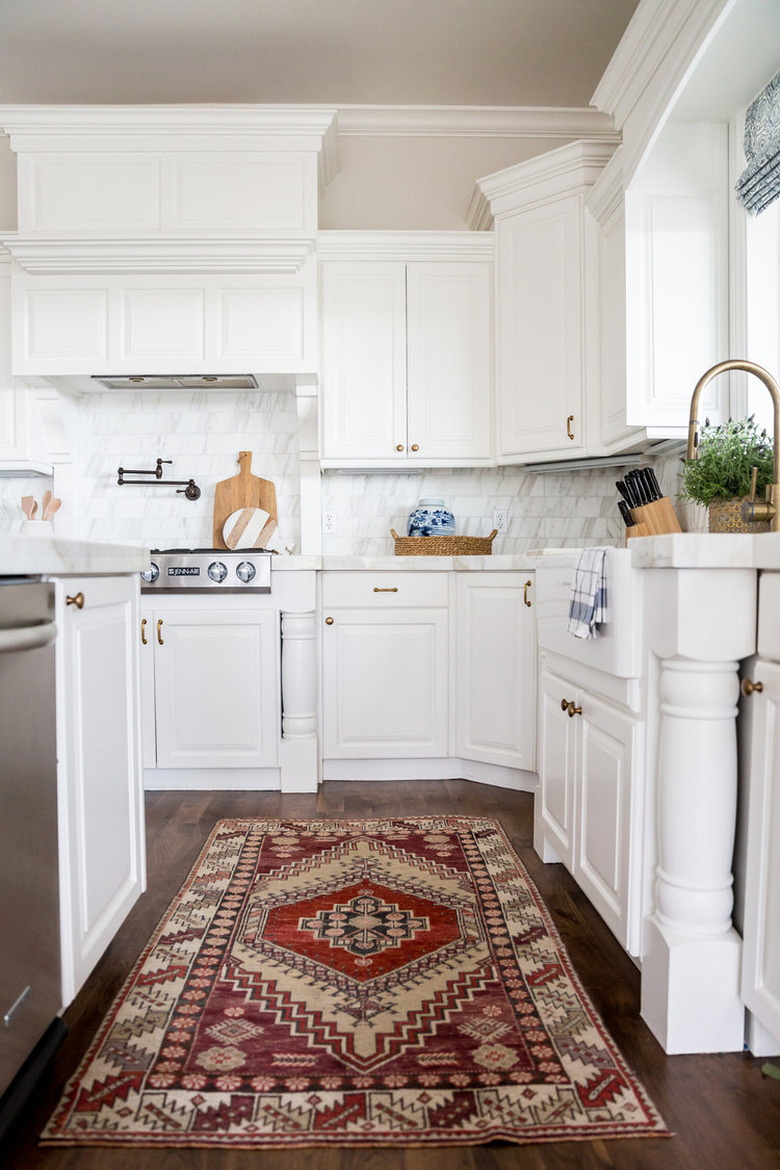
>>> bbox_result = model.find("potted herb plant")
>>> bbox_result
[679,416,774,532]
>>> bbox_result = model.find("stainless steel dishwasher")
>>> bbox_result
[0,579,65,1135]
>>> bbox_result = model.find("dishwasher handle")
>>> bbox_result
[0,620,57,654]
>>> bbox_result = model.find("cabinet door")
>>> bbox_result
[322,608,448,758]
[406,263,492,461]
[320,262,407,461]
[741,658,780,1045]
[575,694,642,954]
[537,668,578,867]
[496,196,585,459]
[456,574,535,769]
[152,609,279,769]
[58,576,145,1004]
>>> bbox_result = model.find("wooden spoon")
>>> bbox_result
[41,489,52,519]
[45,498,61,522]
[21,495,35,520]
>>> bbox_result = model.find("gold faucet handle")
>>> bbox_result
[750,466,759,502]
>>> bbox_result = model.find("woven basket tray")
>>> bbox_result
[390,529,498,556]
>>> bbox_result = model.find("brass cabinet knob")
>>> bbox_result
[395,444,404,452]
[411,444,420,452]
[157,618,164,646]
[325,616,334,625]
[741,677,764,696]
[561,698,582,718]
[141,617,148,645]
[523,579,532,607]
[66,592,85,609]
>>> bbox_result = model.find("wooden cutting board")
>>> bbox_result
[212,452,278,549]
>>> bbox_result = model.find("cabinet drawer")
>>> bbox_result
[321,571,448,608]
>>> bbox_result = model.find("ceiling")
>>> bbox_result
[0,0,640,109]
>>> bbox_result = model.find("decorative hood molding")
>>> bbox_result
[0,235,316,276]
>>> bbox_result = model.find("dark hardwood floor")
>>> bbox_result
[2,780,779,1169]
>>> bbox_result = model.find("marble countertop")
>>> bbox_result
[0,534,149,576]
[626,533,780,570]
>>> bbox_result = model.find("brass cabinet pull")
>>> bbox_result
[157,618,164,646]
[560,698,582,718]
[66,592,85,609]
[741,678,764,696]
[566,414,575,441]
[523,579,532,607]
[373,587,399,593]
[395,444,404,452]
[411,444,420,452]
[325,616,334,625]
[141,617,148,645]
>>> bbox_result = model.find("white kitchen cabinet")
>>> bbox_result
[321,572,449,758]
[140,606,280,770]
[456,572,536,771]
[473,141,614,464]
[56,575,145,1005]
[319,242,492,466]
[537,661,643,955]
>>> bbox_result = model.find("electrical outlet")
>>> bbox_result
[322,510,336,534]
[493,508,509,534]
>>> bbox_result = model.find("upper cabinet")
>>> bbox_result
[592,0,780,430]
[319,233,493,468]
[471,140,621,463]
[0,106,337,377]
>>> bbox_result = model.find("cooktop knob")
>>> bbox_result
[236,560,256,583]
[208,561,228,583]
[140,563,159,583]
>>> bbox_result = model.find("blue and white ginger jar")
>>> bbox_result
[407,497,456,537]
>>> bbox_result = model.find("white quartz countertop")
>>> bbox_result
[627,533,780,570]
[314,553,541,571]
[0,534,149,576]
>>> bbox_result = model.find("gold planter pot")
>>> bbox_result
[708,496,770,533]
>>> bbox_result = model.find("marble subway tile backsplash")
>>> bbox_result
[73,389,302,550]
[321,465,634,556]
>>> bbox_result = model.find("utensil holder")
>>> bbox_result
[625,496,682,540]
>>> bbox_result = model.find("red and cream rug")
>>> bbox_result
[42,817,669,1148]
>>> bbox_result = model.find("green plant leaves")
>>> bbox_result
[679,417,774,507]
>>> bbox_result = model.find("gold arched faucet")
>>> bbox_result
[686,359,780,533]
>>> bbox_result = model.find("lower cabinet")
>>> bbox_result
[537,662,643,955]
[456,573,536,770]
[56,575,145,1005]
[740,655,780,1049]
[321,572,449,758]
[321,570,537,777]
[140,605,280,770]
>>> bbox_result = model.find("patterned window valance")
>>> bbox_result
[736,68,780,215]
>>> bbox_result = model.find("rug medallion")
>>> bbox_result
[42,817,669,1148]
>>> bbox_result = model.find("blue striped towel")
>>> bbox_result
[567,547,608,639]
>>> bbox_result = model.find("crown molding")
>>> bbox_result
[591,0,731,181]
[317,230,494,262]
[585,147,625,225]
[467,139,618,228]
[333,105,617,139]
[0,235,315,275]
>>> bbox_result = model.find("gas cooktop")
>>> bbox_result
[142,548,272,592]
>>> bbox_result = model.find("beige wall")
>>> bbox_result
[0,140,16,230]
[319,134,567,229]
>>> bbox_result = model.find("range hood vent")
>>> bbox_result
[520,438,686,474]
[91,374,258,391]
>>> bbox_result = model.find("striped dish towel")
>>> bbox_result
[567,547,608,639]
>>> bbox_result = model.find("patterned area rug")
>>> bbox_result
[42,817,669,1148]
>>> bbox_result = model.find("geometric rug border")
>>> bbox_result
[41,816,671,1149]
